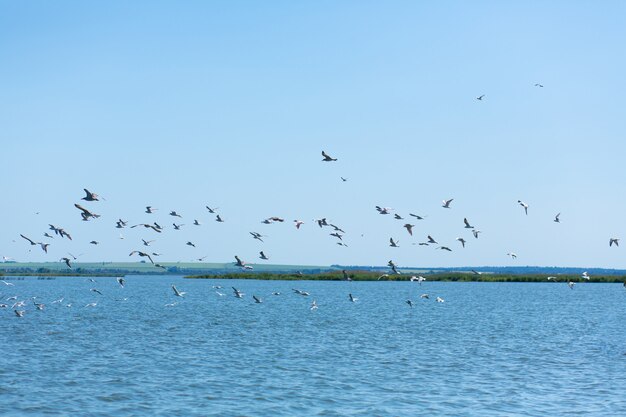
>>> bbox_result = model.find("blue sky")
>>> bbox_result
[2,1,625,268]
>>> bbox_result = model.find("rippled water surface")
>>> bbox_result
[1,276,624,416]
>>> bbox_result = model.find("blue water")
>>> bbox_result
[1,276,624,416]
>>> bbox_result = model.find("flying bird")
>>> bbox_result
[321,151,337,162]
[131,224,162,233]
[129,251,154,264]
[389,238,399,248]
[404,224,415,236]
[172,285,186,297]
[442,199,454,209]
[186,241,196,248]
[259,251,269,260]
[117,277,125,287]
[169,211,182,218]
[456,237,466,248]
[294,220,305,229]
[409,213,425,220]
[427,235,438,244]
[74,203,100,220]
[215,214,224,223]
[463,218,474,229]
[609,238,620,247]
[20,234,37,246]
[234,255,246,267]
[145,206,157,214]
[476,94,485,101]
[554,213,561,223]
[61,257,72,268]
[82,189,100,201]
[518,200,529,215]
[507,252,517,259]
[206,206,218,213]
[250,232,264,242]
[253,295,263,304]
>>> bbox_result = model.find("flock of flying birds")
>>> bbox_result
[4,142,626,317]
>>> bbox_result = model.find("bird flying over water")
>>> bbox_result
[61,257,72,268]
[389,237,399,248]
[117,277,125,287]
[259,251,269,260]
[172,285,186,297]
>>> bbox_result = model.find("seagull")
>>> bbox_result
[437,246,452,252]
[169,211,182,218]
[472,229,481,239]
[554,213,561,223]
[581,271,590,280]
[173,223,184,230]
[74,203,100,220]
[20,234,37,246]
[206,206,218,213]
[463,218,474,229]
[427,235,438,244]
[393,214,404,220]
[410,276,426,285]
[39,243,50,253]
[89,241,98,245]
[442,199,454,209]
[507,252,517,259]
[82,189,100,201]
[250,232,264,242]
[377,274,389,281]
[253,295,263,304]
[272,292,281,295]
[315,218,329,228]
[2,280,14,286]
[172,285,186,297]
[409,213,425,220]
[131,223,162,233]
[117,277,125,287]
[44,232,54,239]
[348,293,358,303]
[14,309,25,317]
[232,287,244,298]
[341,177,348,182]
[321,151,337,162]
[292,288,310,296]
[61,257,72,268]
[389,238,399,248]
[436,297,445,303]
[403,224,415,236]
[186,242,196,248]
[568,281,575,289]
[259,251,269,260]
[192,219,201,226]
[215,214,224,223]
[547,276,558,282]
[129,251,154,264]
[142,239,155,246]
[609,238,620,247]
[234,255,246,267]
[310,300,318,310]
[329,224,345,233]
[91,288,103,295]
[215,291,225,296]
[534,83,544,88]
[294,220,305,229]
[84,302,97,308]
[375,206,392,215]
[471,270,482,275]
[388,260,400,275]
[517,200,529,215]
[420,294,430,299]
[456,237,466,248]
[476,94,485,101]
[145,206,157,214]
[52,297,64,304]
[330,232,343,241]
[406,300,413,308]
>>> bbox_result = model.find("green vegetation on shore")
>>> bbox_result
[186,271,626,283]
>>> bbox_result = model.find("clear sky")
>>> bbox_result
[2,1,625,269]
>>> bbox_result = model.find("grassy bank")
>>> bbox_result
[186,271,626,283]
